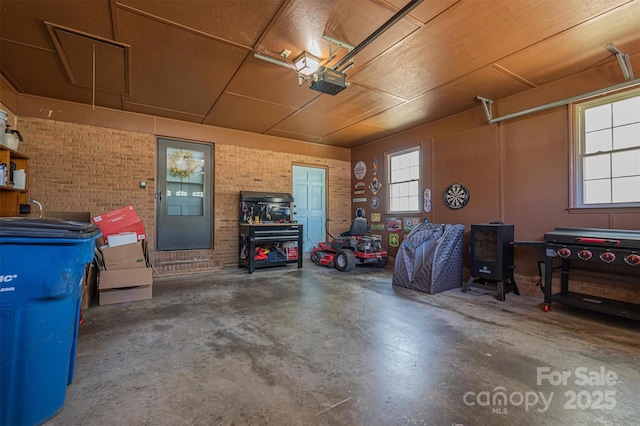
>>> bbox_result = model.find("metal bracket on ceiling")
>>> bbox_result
[477,96,494,122]
[253,52,291,69]
[323,34,355,58]
[607,43,635,81]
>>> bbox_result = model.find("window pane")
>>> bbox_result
[396,169,410,182]
[166,147,205,216]
[585,129,612,154]
[612,149,640,178]
[398,182,408,197]
[410,166,420,180]
[408,181,419,196]
[390,183,398,197]
[613,123,640,150]
[584,179,611,204]
[584,154,610,179]
[407,151,419,167]
[407,182,420,210]
[585,104,611,132]
[612,96,640,126]
[391,156,401,171]
[612,176,640,203]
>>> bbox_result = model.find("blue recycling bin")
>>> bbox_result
[0,217,100,426]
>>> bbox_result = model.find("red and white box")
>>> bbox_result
[92,205,146,245]
[286,247,298,260]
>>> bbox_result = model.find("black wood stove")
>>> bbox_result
[543,227,640,319]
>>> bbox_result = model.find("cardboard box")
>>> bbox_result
[99,285,152,306]
[106,232,138,247]
[97,238,153,305]
[92,205,146,244]
[286,247,298,260]
[81,262,98,310]
[99,241,148,270]
[99,267,153,290]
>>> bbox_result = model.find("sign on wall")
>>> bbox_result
[353,161,366,180]
[386,217,402,232]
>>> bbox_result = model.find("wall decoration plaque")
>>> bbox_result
[386,217,402,232]
[353,161,366,180]
[370,196,380,209]
[370,223,386,231]
[370,177,381,195]
[404,217,420,232]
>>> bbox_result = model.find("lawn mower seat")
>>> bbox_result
[340,217,368,237]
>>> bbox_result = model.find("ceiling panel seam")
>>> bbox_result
[224,91,300,110]
[485,1,638,80]
[0,38,55,53]
[109,0,125,110]
[203,0,294,124]
[124,101,206,119]
[114,1,253,51]
[490,64,537,88]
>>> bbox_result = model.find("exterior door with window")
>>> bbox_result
[157,138,213,250]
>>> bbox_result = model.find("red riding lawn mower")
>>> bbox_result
[311,217,388,272]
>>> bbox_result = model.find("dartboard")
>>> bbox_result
[444,183,470,209]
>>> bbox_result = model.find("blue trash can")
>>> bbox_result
[0,217,101,426]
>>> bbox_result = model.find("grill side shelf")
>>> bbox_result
[543,244,640,318]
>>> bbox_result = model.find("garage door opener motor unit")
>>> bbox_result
[310,67,347,95]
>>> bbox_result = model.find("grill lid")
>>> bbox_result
[544,227,640,249]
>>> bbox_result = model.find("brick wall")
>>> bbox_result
[13,115,351,276]
[215,144,352,266]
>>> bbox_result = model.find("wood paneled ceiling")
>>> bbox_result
[1,0,639,148]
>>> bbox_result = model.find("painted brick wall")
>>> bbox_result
[13,115,351,276]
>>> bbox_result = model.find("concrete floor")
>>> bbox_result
[46,263,639,426]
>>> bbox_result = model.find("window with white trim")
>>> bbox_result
[575,89,640,207]
[388,147,420,212]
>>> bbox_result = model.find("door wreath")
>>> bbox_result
[168,150,197,180]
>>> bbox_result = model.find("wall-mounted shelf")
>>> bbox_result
[0,146,28,217]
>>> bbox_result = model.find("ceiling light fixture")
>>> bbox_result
[293,51,321,76]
